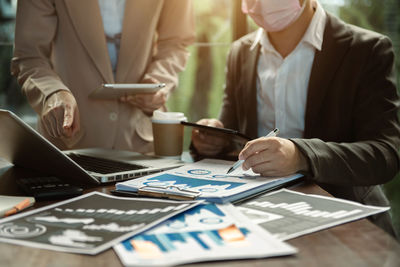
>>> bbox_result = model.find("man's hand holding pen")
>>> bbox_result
[239,137,309,177]
[193,121,309,176]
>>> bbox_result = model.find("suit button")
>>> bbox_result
[109,112,118,121]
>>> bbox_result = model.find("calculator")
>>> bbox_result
[16,176,83,200]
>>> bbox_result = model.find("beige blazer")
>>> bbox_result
[11,0,195,153]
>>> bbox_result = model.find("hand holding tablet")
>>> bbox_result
[89,83,166,99]
[184,120,251,160]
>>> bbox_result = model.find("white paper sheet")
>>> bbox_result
[236,189,389,240]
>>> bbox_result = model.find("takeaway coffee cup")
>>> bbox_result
[152,111,187,158]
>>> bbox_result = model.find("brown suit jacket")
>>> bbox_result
[11,0,195,152]
[219,13,400,235]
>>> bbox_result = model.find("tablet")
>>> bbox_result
[181,121,251,160]
[181,121,250,140]
[89,83,165,99]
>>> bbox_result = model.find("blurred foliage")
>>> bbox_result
[0,0,21,113]
[339,0,400,86]
[167,0,233,149]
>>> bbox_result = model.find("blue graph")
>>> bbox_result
[122,227,251,252]
[184,203,225,216]
[171,204,225,223]
[160,203,226,230]
[121,204,251,255]
[144,174,245,191]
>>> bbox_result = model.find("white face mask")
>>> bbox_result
[242,0,307,32]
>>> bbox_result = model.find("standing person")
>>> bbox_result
[192,0,400,236]
[11,0,195,153]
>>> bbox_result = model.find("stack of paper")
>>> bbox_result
[116,159,303,203]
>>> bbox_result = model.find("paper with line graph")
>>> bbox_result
[116,159,303,203]
[236,189,389,240]
[114,203,296,266]
[0,192,201,254]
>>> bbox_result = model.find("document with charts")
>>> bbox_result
[114,203,296,266]
[236,189,389,240]
[116,159,303,203]
[0,192,201,255]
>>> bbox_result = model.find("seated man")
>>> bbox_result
[192,0,400,236]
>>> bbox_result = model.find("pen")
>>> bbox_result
[226,128,279,174]
[4,198,32,217]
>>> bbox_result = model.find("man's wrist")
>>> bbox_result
[297,150,310,172]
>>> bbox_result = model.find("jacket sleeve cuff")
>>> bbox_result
[289,138,319,180]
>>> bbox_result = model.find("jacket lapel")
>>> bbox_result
[64,0,114,83]
[115,0,138,82]
[304,13,352,136]
[116,0,162,82]
[242,40,261,138]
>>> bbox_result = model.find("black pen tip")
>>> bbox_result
[226,167,233,174]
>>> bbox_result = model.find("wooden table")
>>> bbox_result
[0,160,399,267]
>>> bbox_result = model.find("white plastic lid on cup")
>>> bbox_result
[152,110,187,124]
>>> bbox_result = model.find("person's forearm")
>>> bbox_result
[11,0,69,114]
[291,138,400,186]
[11,58,70,115]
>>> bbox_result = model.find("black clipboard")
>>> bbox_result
[181,121,251,160]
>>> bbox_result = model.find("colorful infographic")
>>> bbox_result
[117,159,303,203]
[114,203,296,266]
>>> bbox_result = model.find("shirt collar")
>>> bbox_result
[302,0,326,51]
[250,0,327,52]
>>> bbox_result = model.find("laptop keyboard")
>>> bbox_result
[67,153,146,174]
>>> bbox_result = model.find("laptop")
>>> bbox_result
[0,109,184,186]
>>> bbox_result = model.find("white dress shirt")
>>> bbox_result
[254,0,326,138]
[98,0,126,74]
